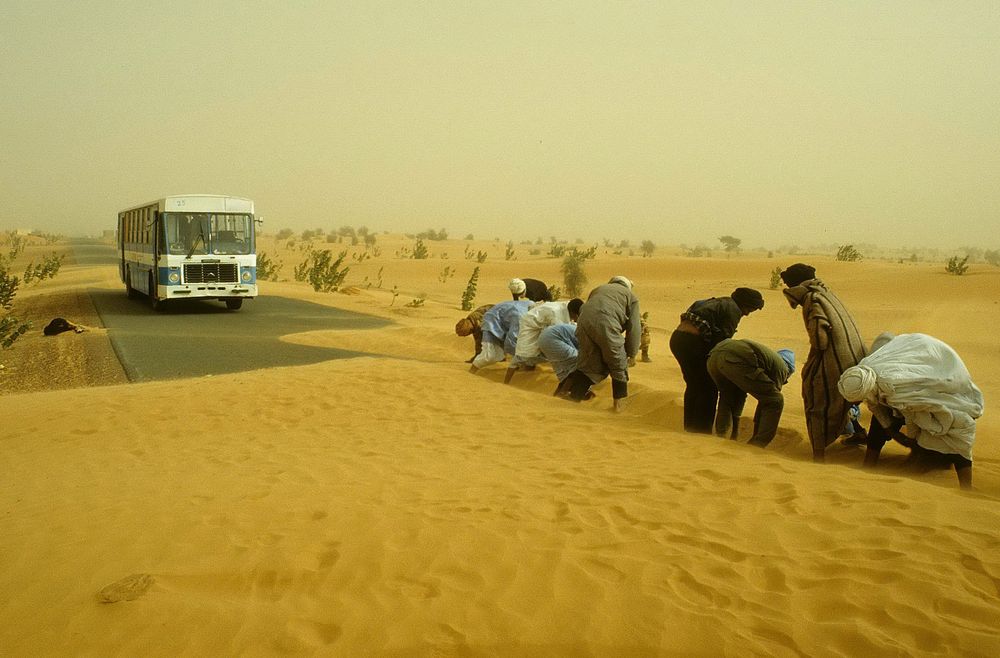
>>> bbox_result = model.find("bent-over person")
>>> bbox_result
[455,304,494,363]
[505,298,583,383]
[838,332,984,489]
[469,300,532,372]
[669,288,765,433]
[707,339,795,447]
[560,276,640,412]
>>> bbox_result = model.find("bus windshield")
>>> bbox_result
[163,212,254,256]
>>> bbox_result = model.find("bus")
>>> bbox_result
[118,194,258,311]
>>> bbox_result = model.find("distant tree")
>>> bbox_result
[719,235,741,254]
[276,228,294,240]
[984,250,1000,267]
[640,240,656,258]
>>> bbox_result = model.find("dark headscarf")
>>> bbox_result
[731,287,764,311]
[780,263,817,287]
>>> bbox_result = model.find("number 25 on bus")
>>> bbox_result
[118,195,258,311]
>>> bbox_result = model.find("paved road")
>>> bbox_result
[73,241,392,381]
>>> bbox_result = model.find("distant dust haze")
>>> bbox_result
[2,2,998,249]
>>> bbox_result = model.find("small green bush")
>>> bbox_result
[945,255,969,276]
[461,267,480,311]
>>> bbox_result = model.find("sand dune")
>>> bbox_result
[2,236,999,655]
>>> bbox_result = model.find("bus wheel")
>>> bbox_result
[149,274,165,312]
[125,267,136,299]
[225,298,243,310]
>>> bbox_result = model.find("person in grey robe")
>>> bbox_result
[559,276,641,412]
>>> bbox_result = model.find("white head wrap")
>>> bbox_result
[838,365,879,402]
[508,278,526,295]
[609,275,633,290]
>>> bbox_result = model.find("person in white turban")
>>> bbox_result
[837,332,984,489]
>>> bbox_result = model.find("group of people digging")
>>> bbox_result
[457,265,984,488]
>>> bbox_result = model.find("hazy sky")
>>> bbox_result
[2,1,998,248]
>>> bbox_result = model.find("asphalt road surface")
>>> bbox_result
[73,241,392,381]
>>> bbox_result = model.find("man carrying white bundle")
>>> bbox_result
[837,332,984,489]
[504,298,583,384]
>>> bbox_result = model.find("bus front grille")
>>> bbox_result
[184,263,238,284]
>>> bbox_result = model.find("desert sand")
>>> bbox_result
[2,234,999,656]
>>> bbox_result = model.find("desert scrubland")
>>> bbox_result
[2,232,999,656]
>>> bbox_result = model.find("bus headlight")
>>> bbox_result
[168,272,180,283]
[241,271,252,282]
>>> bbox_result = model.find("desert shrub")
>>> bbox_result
[475,250,487,263]
[21,253,64,284]
[505,241,516,261]
[547,284,562,300]
[683,245,712,257]
[297,249,350,291]
[561,252,588,297]
[256,252,282,280]
[405,294,427,308]
[1,236,49,349]
[548,244,566,258]
[461,267,479,310]
[769,266,783,289]
[836,244,863,262]
[439,265,456,283]
[412,239,429,259]
[567,245,597,260]
[640,240,656,257]
[275,228,294,240]
[945,255,969,276]
[416,228,448,241]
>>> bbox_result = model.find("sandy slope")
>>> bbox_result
[2,236,999,656]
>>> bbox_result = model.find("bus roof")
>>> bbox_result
[119,195,254,215]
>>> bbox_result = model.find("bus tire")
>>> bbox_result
[225,299,243,310]
[149,274,165,312]
[125,267,136,299]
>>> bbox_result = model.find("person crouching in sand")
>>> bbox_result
[455,304,494,363]
[707,339,795,447]
[558,276,640,412]
[469,299,532,373]
[838,332,984,489]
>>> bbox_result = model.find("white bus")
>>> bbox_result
[118,194,258,311]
